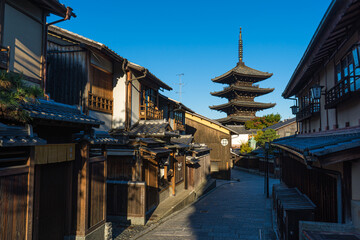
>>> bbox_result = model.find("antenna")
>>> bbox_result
[176,73,184,102]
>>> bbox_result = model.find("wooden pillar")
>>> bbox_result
[102,145,107,221]
[125,71,132,130]
[172,154,176,196]
[76,142,89,236]
[25,148,35,240]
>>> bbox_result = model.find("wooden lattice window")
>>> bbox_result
[88,65,113,113]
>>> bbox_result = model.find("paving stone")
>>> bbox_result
[130,169,279,239]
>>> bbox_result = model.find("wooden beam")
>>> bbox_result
[0,0,5,45]
[25,148,35,240]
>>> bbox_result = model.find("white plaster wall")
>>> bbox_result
[231,134,248,148]
[338,101,360,128]
[89,110,112,132]
[325,63,337,129]
[3,3,43,81]
[112,62,126,129]
[131,80,140,126]
[352,160,360,201]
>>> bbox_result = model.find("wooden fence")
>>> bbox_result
[0,170,28,240]
[107,181,146,222]
[187,154,211,190]
[281,155,337,222]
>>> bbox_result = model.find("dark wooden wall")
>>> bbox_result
[186,118,231,180]
[281,155,338,222]
[0,171,28,240]
[107,156,133,180]
[34,161,73,240]
[88,160,106,229]
[46,42,88,108]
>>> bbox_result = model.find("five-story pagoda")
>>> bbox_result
[210,29,275,125]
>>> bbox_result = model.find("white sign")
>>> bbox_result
[221,139,229,146]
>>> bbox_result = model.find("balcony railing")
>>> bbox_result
[296,102,320,121]
[174,119,185,131]
[325,75,360,109]
[140,104,163,120]
[88,92,113,114]
[0,45,10,70]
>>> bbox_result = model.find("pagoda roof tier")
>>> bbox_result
[216,115,255,125]
[212,62,273,84]
[211,85,274,98]
[210,101,275,112]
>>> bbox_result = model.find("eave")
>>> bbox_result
[209,101,276,111]
[31,0,76,18]
[212,62,273,84]
[283,0,359,98]
[211,85,274,97]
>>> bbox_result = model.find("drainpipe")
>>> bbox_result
[123,61,148,131]
[43,7,75,94]
[307,165,342,223]
[286,97,299,134]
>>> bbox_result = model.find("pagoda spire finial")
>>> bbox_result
[238,27,243,63]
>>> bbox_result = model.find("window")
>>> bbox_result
[335,45,360,91]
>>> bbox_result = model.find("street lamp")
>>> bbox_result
[310,84,324,100]
[264,142,270,198]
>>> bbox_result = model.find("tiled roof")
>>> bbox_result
[273,128,360,158]
[264,118,296,131]
[212,62,273,84]
[0,123,46,147]
[210,101,275,111]
[49,25,123,62]
[216,116,255,125]
[159,94,194,113]
[128,120,179,137]
[226,125,258,135]
[211,85,274,97]
[185,111,238,135]
[171,135,193,145]
[127,62,172,91]
[23,99,103,126]
[73,131,118,145]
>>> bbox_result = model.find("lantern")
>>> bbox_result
[290,105,299,115]
[310,84,324,100]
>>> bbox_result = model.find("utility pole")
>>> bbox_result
[176,73,184,102]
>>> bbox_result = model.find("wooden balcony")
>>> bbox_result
[140,105,163,120]
[175,121,185,131]
[325,76,360,109]
[0,45,10,70]
[296,102,320,121]
[88,92,113,114]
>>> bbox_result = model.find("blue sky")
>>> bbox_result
[50,0,332,120]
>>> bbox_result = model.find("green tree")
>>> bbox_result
[245,113,281,130]
[0,71,43,122]
[254,129,279,148]
[240,142,253,154]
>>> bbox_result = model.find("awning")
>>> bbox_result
[273,128,360,165]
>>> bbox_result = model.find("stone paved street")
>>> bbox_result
[135,169,279,240]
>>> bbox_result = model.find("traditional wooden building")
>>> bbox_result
[0,0,74,86]
[210,29,275,125]
[47,25,172,132]
[263,117,297,138]
[274,0,360,236]
[185,111,237,180]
